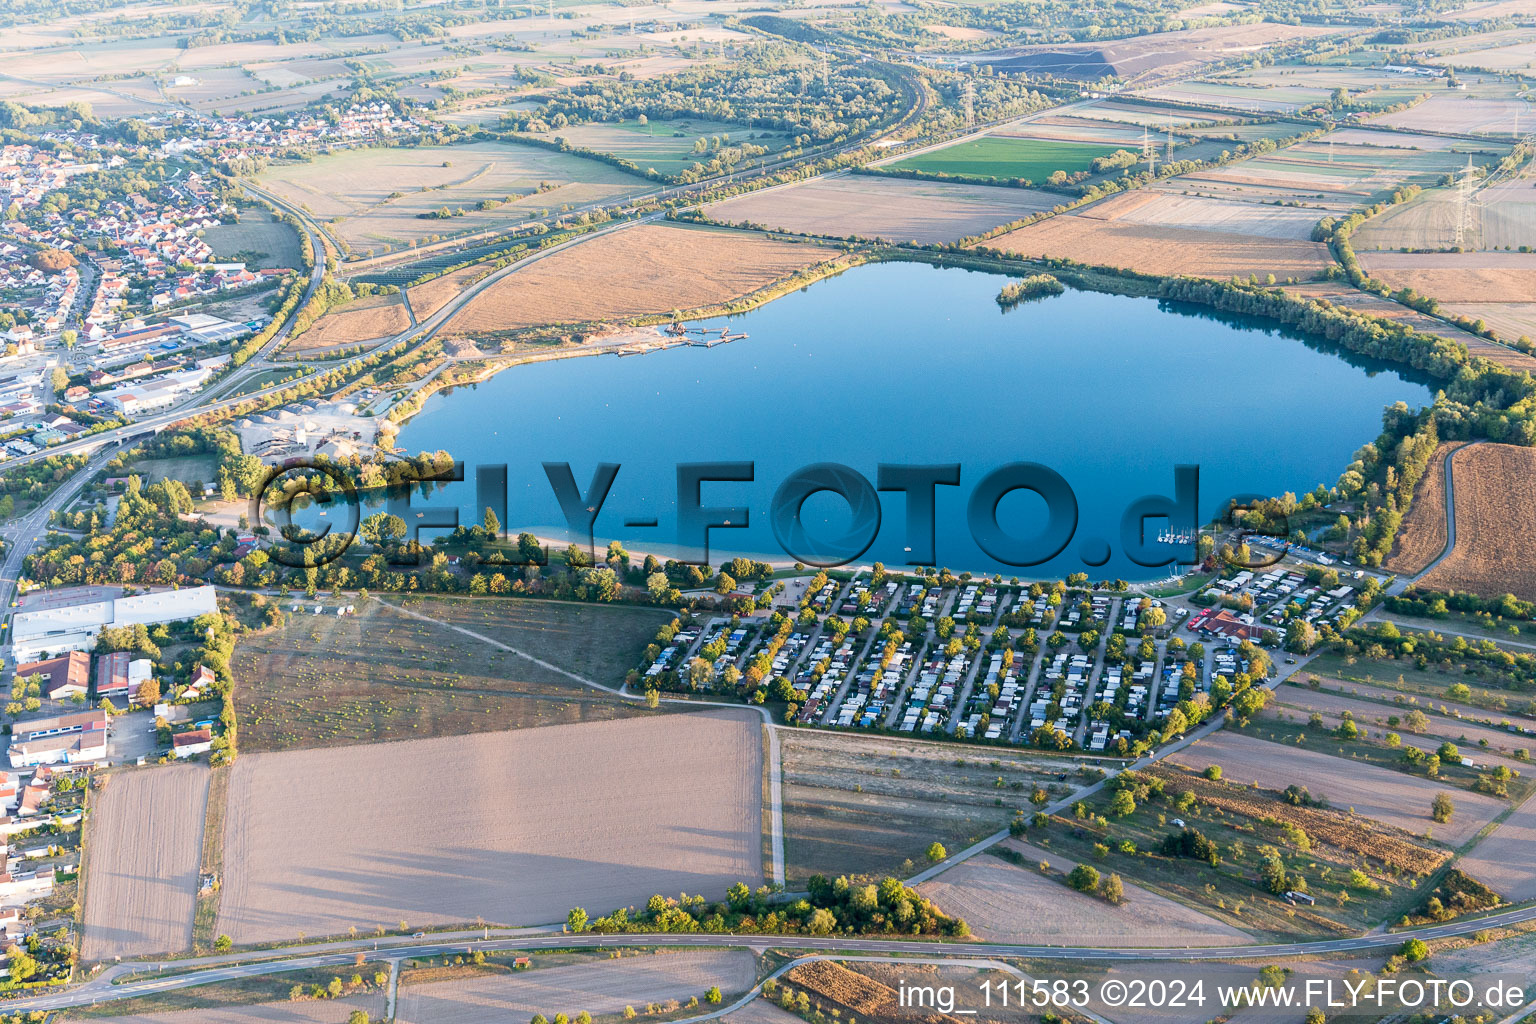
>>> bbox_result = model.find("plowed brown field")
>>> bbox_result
[216,710,762,945]
[82,765,209,961]
[396,951,756,1023]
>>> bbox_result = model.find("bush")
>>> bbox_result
[1067,864,1101,894]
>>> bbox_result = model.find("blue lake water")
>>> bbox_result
[389,261,1434,579]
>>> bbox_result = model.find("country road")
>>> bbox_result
[19,897,1536,1013]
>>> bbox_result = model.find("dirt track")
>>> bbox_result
[82,765,210,961]
[396,950,757,1023]
[1421,443,1536,600]
[216,710,762,944]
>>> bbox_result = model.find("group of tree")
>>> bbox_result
[569,875,968,939]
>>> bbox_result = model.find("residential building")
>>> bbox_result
[172,728,212,759]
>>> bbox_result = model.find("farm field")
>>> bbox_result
[1074,99,1242,127]
[1425,37,1536,71]
[993,114,1147,145]
[1385,441,1462,575]
[1282,281,1536,372]
[1420,443,1536,600]
[65,996,384,1024]
[255,141,649,254]
[1088,189,1326,240]
[1266,682,1531,768]
[1353,174,1536,253]
[396,950,758,1024]
[230,598,658,751]
[703,174,1062,243]
[203,211,304,270]
[988,23,1334,80]
[1357,251,1536,302]
[887,136,1127,182]
[1185,140,1482,203]
[1168,730,1505,845]
[56,959,390,1023]
[1141,80,1332,113]
[1306,651,1536,720]
[82,765,209,962]
[216,710,763,945]
[394,595,671,691]
[723,998,806,1024]
[1441,302,1536,344]
[446,223,837,335]
[519,119,791,177]
[977,213,1330,280]
[1456,795,1536,900]
[1375,86,1530,133]
[406,264,491,320]
[285,292,409,354]
[916,840,1250,947]
[779,730,1069,882]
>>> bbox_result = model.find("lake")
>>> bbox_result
[389,261,1434,579]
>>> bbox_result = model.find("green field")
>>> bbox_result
[889,136,1127,182]
[204,210,303,270]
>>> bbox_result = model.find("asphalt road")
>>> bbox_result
[23,895,1536,1013]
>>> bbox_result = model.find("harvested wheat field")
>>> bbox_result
[73,995,384,1024]
[1421,443,1536,600]
[1457,794,1536,900]
[1168,731,1504,845]
[1282,282,1536,372]
[285,293,409,354]
[724,998,807,1024]
[1081,190,1325,240]
[977,214,1329,280]
[704,174,1059,244]
[396,951,757,1024]
[1359,251,1536,303]
[1376,91,1528,134]
[917,840,1248,947]
[407,264,490,320]
[448,223,835,334]
[1385,442,1462,575]
[82,765,210,961]
[1442,302,1536,345]
[216,710,762,944]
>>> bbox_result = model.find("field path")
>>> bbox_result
[376,598,786,886]
[1410,439,1482,585]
